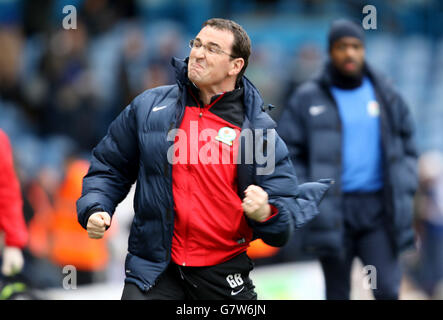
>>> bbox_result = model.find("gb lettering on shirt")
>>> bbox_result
[226,273,245,296]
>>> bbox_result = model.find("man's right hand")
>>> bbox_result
[87,212,111,239]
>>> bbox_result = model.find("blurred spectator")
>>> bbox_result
[148,24,184,84]
[278,19,418,300]
[0,27,31,116]
[142,61,170,90]
[118,22,149,106]
[81,0,136,36]
[117,21,183,116]
[278,43,323,120]
[21,164,62,289]
[0,129,28,277]
[35,22,102,152]
[26,158,114,286]
[26,163,62,264]
[412,151,443,298]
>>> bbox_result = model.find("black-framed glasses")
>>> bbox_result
[189,39,236,58]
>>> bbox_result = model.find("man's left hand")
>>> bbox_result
[242,185,271,222]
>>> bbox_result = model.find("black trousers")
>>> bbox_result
[319,192,402,300]
[121,252,257,300]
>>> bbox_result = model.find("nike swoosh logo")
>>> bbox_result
[309,105,326,116]
[153,105,167,112]
[231,286,245,296]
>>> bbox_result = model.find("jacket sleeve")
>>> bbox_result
[276,89,309,183]
[397,94,419,192]
[250,132,297,247]
[0,130,28,248]
[251,131,331,247]
[76,102,140,229]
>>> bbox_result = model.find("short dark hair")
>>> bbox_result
[202,18,251,82]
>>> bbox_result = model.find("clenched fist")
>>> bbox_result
[242,185,271,222]
[87,212,111,239]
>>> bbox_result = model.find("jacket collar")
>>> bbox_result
[171,57,275,129]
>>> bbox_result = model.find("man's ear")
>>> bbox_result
[228,57,244,77]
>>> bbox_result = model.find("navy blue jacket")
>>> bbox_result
[278,62,418,257]
[77,57,330,292]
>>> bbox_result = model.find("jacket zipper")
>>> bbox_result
[165,90,187,264]
[322,83,343,198]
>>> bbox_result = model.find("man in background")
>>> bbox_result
[0,129,28,278]
[278,19,418,299]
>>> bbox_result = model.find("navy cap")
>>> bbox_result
[328,19,365,50]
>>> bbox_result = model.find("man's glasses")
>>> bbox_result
[189,39,235,58]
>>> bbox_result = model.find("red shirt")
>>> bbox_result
[0,129,28,248]
[171,87,252,266]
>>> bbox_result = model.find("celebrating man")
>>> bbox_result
[77,18,330,300]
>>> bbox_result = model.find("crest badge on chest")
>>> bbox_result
[215,127,237,146]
